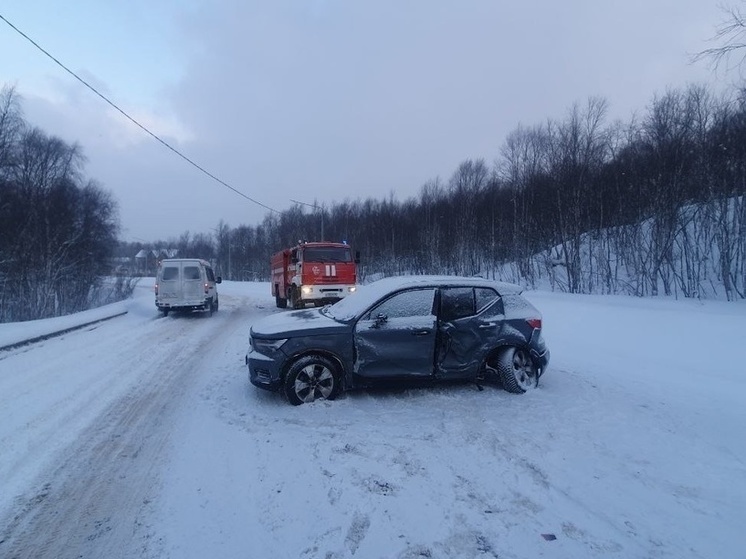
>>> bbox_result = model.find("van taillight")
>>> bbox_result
[204,283,209,294]
[526,318,542,329]
[154,283,158,295]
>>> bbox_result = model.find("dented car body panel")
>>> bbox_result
[246,275,550,395]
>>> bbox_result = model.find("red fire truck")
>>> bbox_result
[271,241,360,309]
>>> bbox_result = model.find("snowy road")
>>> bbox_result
[0,281,744,558]
[0,283,259,558]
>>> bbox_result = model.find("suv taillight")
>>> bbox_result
[526,318,542,329]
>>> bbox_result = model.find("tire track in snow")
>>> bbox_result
[0,299,252,559]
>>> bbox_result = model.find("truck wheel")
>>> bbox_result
[276,295,288,309]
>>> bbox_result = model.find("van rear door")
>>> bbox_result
[158,262,181,301]
[181,263,204,300]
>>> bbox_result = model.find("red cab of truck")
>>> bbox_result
[271,241,360,309]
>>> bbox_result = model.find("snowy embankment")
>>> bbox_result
[0,280,744,559]
[0,294,131,350]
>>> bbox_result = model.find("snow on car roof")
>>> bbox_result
[326,275,523,321]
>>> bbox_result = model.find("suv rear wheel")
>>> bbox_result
[497,347,537,393]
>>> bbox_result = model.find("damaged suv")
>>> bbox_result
[246,275,550,405]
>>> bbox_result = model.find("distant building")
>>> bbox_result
[135,248,178,274]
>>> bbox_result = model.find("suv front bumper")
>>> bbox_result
[246,350,284,391]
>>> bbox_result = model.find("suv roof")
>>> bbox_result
[327,275,523,322]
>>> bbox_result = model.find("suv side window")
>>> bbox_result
[440,287,475,321]
[480,294,505,317]
[475,288,499,313]
[364,288,436,320]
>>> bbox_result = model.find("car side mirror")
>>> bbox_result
[372,313,388,328]
[354,251,361,264]
[216,277,222,284]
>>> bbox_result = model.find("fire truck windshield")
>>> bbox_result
[302,247,351,263]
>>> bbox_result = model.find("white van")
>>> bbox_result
[155,258,222,317]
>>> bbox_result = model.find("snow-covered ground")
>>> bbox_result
[0,280,743,559]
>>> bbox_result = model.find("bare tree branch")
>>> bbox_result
[694,4,746,72]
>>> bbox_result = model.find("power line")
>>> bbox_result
[0,12,278,214]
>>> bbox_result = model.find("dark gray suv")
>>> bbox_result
[246,276,550,405]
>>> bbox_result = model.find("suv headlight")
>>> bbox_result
[252,337,288,354]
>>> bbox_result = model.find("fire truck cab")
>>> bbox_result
[271,241,359,309]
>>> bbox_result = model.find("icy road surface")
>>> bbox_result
[0,281,743,559]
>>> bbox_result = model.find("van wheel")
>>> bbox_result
[213,297,219,313]
[206,299,214,317]
[161,309,169,317]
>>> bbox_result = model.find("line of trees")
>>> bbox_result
[7,74,745,326]
[182,83,744,300]
[0,86,121,322]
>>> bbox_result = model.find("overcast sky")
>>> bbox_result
[0,0,738,242]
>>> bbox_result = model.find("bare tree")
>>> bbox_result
[695,3,746,72]
[0,85,23,174]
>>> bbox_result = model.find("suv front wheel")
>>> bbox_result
[284,355,340,405]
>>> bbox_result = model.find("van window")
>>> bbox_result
[184,266,201,280]
[162,266,179,281]
[205,267,216,282]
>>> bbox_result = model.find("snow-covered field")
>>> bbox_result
[0,280,743,559]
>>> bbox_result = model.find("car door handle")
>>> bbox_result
[478,323,497,329]
[412,329,431,336]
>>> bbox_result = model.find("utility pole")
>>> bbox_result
[290,199,324,240]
